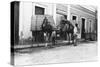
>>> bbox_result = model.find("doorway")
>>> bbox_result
[81,18,85,38]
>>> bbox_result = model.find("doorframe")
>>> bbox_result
[81,17,86,39]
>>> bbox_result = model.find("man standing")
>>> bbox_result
[74,23,80,46]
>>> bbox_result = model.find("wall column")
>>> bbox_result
[67,5,71,21]
[53,4,56,26]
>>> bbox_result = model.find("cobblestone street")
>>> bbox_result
[14,41,97,66]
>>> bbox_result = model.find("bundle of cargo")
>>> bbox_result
[31,15,56,31]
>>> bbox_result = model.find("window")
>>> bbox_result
[35,6,45,15]
[72,16,77,20]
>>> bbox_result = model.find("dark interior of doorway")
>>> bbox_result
[81,18,85,39]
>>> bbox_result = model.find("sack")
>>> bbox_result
[73,34,77,39]
[77,27,80,33]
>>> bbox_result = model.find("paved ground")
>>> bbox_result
[14,41,98,66]
[14,40,72,49]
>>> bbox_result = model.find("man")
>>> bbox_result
[74,23,80,46]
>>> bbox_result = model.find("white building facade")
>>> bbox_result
[19,2,97,43]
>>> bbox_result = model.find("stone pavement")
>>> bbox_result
[13,39,92,49]
[14,40,70,49]
[14,41,97,66]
